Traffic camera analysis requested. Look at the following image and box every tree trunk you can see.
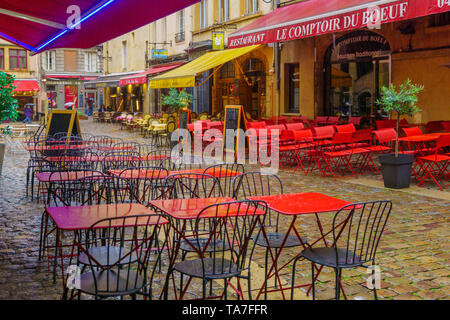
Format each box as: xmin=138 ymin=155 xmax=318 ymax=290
xmin=395 ymin=112 xmax=400 ymax=158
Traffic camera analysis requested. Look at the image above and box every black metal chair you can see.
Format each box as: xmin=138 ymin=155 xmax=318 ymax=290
xmin=146 ymin=149 xmax=172 ymax=168
xmin=100 ymin=150 xmax=142 ymax=173
xmin=161 ymin=173 xmax=223 ymax=200
xmin=138 ymin=144 xmax=158 ymax=156
xmin=116 ymin=167 xmax=169 ymax=206
xmin=232 ymin=171 xmax=306 ymax=299
xmin=67 ymin=214 xmax=170 ymax=300
xmin=291 ymin=200 xmax=393 ymax=300
xmin=164 ymin=200 xmax=268 ymax=300
xmin=204 ymin=163 xmax=244 ymax=197
xmin=39 ymin=171 xmax=111 ymax=281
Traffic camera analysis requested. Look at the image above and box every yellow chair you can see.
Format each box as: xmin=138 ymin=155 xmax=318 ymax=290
xmin=158 ymin=120 xmax=177 ymax=147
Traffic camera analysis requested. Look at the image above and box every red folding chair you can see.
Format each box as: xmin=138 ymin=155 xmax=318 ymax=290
xmin=415 ymin=135 xmax=450 ymax=190
xmin=318 ymin=133 xmax=370 ymax=179
xmin=335 ymin=123 xmax=356 ymax=134
xmin=277 ymin=129 xmax=314 ymax=172
xmin=402 ymin=126 xmax=423 ymax=137
xmin=349 ymin=117 xmax=362 ymax=128
xmin=315 ymin=116 xmax=328 ymax=126
xmin=442 ymin=122 xmax=450 ymax=133
xmin=326 ymin=116 xmax=340 ymax=125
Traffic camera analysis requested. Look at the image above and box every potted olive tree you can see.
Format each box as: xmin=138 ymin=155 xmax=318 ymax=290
xmin=161 ymin=88 xmax=193 ymax=113
xmin=376 ymin=79 xmax=423 ymax=189
xmin=0 ymin=72 xmax=18 ymax=176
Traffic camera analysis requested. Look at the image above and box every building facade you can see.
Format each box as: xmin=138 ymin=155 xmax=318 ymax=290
xmin=99 ymin=5 xmax=195 ymax=115
xmin=0 ymin=39 xmax=42 ymax=120
xmin=41 ymin=48 xmax=103 ymax=112
xmin=190 ymin=0 xmax=276 ymax=118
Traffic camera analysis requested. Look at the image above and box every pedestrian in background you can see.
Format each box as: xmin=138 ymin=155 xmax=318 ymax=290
xmin=23 ymin=106 xmax=33 ymax=123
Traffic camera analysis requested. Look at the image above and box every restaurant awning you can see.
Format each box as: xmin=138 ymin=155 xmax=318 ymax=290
xmin=13 ymin=79 xmax=40 ymax=92
xmin=119 ymin=62 xmax=185 ymax=86
xmin=228 ymin=0 xmax=450 ymax=48
xmin=149 ymin=45 xmax=260 ymax=89
xmin=0 ymin=0 xmax=199 ymax=53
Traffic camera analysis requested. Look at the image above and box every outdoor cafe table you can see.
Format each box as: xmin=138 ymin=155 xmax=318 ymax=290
xmin=248 ymin=192 xmax=354 ymax=300
xmin=149 ymin=197 xmax=264 ymax=300
xmin=45 ymin=203 xmax=168 ymax=291
xmin=399 ymin=132 xmax=450 ymax=156
xmin=108 ymin=168 xmax=242 ymax=180
xmin=43 ymin=154 xmax=169 ymax=163
xmin=25 ymin=144 xmax=89 ymax=152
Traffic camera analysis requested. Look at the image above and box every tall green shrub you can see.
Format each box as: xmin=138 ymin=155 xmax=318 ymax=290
xmin=0 ymin=72 xmax=19 ymax=122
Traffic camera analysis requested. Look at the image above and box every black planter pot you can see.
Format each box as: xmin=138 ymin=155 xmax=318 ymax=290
xmin=379 ymin=153 xmax=414 ymax=189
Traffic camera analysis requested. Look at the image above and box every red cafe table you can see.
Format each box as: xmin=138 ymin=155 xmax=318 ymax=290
xmin=108 ymin=168 xmax=242 ymax=180
xmin=399 ymin=132 xmax=450 ymax=156
xmin=149 ymin=197 xmax=263 ymax=300
xmin=45 ymin=203 xmax=167 ymax=290
xmin=248 ymin=192 xmax=354 ymax=300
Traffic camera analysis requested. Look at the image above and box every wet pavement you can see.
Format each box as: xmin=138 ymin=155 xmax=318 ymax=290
xmin=0 ymin=119 xmax=448 ymax=300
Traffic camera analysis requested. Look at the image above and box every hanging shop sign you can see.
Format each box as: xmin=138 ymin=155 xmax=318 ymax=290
xmin=212 ymin=32 xmax=225 ymax=50
xmin=152 ymin=49 xmax=168 ymax=59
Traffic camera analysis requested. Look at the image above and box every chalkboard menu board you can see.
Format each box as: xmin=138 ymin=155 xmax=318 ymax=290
xmin=178 ymin=109 xmax=191 ymax=131
xmin=46 ymin=110 xmax=81 ymax=141
xmin=223 ymin=105 xmax=247 ymax=156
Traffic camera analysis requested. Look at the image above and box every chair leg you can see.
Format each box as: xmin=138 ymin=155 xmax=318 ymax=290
xmin=334 ymin=268 xmax=340 ymax=300
xmin=372 ymin=267 xmax=378 ymax=300
xmin=311 ymin=262 xmax=315 ymax=300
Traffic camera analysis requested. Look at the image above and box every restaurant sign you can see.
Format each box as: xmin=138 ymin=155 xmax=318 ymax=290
xmin=212 ymin=32 xmax=225 ymax=50
xmin=152 ymin=49 xmax=168 ymax=59
xmin=228 ymin=0 xmax=450 ymax=48
xmin=332 ymin=30 xmax=391 ymax=61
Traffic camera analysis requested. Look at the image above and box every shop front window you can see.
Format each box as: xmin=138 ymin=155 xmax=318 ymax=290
xmin=324 ymin=31 xmax=390 ymax=122
xmin=285 ymin=63 xmax=300 ymax=113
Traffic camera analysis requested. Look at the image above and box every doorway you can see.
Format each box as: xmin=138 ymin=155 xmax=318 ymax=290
xmin=324 ymin=31 xmax=391 ymax=124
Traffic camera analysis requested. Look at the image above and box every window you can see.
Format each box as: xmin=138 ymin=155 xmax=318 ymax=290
xmin=42 ymin=51 xmax=56 ymax=71
xmin=219 ymin=0 xmax=229 ymax=23
xmin=285 ymin=64 xmax=300 ymax=113
xmin=220 ymin=61 xmax=235 ymax=78
xmin=122 ymin=41 xmax=127 ymax=71
xmin=153 ymin=22 xmax=157 ymax=43
xmin=9 ymin=49 xmax=27 ymax=69
xmin=178 ymin=10 xmax=185 ymax=34
xmin=200 ymin=0 xmax=208 ymax=29
xmin=176 ymin=10 xmax=185 ymax=42
xmin=246 ymin=0 xmax=258 ymax=14
xmin=163 ymin=18 xmax=167 ymax=43
xmin=84 ymin=52 xmax=98 ymax=72
xmin=0 ymin=49 xmax=4 ymax=70
xmin=429 ymin=12 xmax=450 ymax=27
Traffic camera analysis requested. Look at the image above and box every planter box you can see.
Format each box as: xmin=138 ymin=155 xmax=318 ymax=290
xmin=379 ymin=153 xmax=414 ymax=189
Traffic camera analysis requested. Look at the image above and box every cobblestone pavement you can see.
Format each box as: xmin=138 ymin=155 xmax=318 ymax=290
xmin=0 ymin=119 xmax=448 ymax=300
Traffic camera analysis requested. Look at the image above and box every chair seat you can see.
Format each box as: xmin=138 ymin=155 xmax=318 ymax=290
xmin=366 ymin=146 xmax=391 ymax=152
xmin=419 ymin=154 xmax=450 ymax=162
xmin=179 ymin=238 xmax=231 ymax=253
xmin=174 ymin=258 xmax=241 ymax=280
xmin=77 ymin=269 xmax=144 ymax=297
xmin=253 ymin=233 xmax=305 ymax=249
xmin=301 ymin=247 xmax=362 ymax=268
xmin=78 ymin=246 xmax=138 ymax=266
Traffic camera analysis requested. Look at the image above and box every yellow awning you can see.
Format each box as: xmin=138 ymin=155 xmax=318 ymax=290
xmin=149 ymin=45 xmax=260 ymax=89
